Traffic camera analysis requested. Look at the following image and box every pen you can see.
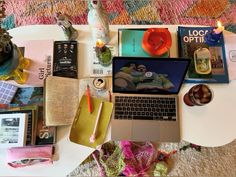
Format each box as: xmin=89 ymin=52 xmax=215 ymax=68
xmin=90 ymin=101 xmax=103 ymax=143
xmin=86 ymin=84 xmax=93 ymax=113
xmin=108 ymin=90 xmax=112 ymax=102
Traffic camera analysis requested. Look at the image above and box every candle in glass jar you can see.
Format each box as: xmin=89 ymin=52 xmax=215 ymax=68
xmin=204 ymin=21 xmax=224 ymax=45
xmin=96 ymin=39 xmax=106 ymax=52
xmin=213 ymin=21 xmax=225 ymax=34
xmin=95 ymin=39 xmax=112 ymax=66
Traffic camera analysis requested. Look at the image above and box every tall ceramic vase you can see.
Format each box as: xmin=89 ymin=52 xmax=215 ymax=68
xmin=87 ymin=0 xmax=110 ymax=44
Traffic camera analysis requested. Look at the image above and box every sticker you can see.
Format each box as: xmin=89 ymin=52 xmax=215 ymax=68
xmin=93 ymin=78 xmax=106 ymax=90
xmin=229 ymin=50 xmax=236 ymax=62
xmin=145 ymin=72 xmax=153 ymax=77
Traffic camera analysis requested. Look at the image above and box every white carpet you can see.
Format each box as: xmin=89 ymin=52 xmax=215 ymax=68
xmin=68 ymin=140 xmax=236 ymax=176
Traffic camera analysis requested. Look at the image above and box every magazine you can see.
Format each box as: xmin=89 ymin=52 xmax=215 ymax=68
xmin=178 ymin=26 xmax=229 ymax=83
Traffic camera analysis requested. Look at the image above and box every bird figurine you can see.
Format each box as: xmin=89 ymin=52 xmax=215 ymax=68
xmin=87 ymin=0 xmax=110 ymax=44
xmin=55 ymin=12 xmax=78 ymax=41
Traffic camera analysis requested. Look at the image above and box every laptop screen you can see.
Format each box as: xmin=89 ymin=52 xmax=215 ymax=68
xmin=112 ymin=57 xmax=190 ymax=94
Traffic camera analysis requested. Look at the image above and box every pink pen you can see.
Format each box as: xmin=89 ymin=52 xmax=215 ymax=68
xmin=90 ymin=102 xmax=103 ymax=143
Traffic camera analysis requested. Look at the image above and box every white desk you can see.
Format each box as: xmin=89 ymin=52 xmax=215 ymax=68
xmin=0 ymin=25 xmax=235 ymax=176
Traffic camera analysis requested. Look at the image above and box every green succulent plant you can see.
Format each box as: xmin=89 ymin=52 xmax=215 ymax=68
xmin=0 ymin=28 xmax=13 ymax=65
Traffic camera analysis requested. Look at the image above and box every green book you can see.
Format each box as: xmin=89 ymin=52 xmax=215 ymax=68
xmin=118 ymin=29 xmax=169 ymax=58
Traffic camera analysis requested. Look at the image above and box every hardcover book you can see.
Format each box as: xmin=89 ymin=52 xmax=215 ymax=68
xmin=0 ymin=109 xmax=36 ymax=146
xmin=118 ymin=28 xmax=170 ymax=58
xmin=11 ymin=87 xmax=44 ymax=106
xmin=53 ymin=41 xmax=78 ymax=78
xmin=0 ymin=104 xmax=38 ymax=146
xmin=11 ymin=40 xmax=54 ymax=87
xmin=0 ymin=113 xmax=28 ymax=148
xmin=35 ymin=106 xmax=56 ymax=145
xmin=178 ymin=26 xmax=229 ymax=83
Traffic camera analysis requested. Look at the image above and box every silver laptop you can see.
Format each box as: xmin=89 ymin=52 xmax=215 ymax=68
xmin=111 ymin=57 xmax=190 ymax=142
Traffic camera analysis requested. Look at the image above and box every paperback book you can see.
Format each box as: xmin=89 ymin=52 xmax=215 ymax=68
xmin=178 ymin=26 xmax=229 ymax=83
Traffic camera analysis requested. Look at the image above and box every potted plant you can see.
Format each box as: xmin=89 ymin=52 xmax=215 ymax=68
xmin=0 ymin=28 xmax=30 ymax=84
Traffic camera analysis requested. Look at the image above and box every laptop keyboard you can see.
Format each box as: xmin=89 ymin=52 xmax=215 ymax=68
xmin=114 ymin=96 xmax=177 ymax=121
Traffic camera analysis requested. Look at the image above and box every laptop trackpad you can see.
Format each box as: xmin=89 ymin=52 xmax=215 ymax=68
xmin=131 ymin=120 xmax=160 ymax=141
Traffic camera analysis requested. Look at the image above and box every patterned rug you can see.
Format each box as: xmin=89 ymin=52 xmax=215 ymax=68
xmin=3 ymin=0 xmax=236 ymax=33
xmin=68 ymin=140 xmax=236 ymax=176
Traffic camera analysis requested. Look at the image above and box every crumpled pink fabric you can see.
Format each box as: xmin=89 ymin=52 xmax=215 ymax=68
xmin=120 ymin=141 xmax=157 ymax=176
xmin=7 ymin=145 xmax=53 ymax=168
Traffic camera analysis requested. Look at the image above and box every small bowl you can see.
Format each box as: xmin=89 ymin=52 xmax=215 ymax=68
xmin=184 ymin=84 xmax=213 ymax=106
xmin=142 ymin=28 xmax=172 ymax=56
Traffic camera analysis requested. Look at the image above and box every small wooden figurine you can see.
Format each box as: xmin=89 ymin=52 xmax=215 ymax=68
xmin=87 ymin=0 xmax=110 ymax=44
xmin=55 ymin=12 xmax=78 ymax=41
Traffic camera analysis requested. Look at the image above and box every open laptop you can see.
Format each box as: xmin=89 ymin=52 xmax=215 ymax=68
xmin=111 ymin=57 xmax=190 ymax=142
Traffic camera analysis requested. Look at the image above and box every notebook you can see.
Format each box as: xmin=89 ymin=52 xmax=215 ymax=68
xmin=111 ymin=57 xmax=190 ymax=142
xmin=69 ymin=95 xmax=113 ymax=148
xmin=0 ymin=81 xmax=18 ymax=104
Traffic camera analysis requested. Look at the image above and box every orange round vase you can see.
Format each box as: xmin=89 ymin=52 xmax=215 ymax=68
xmin=142 ymin=28 xmax=172 ymax=56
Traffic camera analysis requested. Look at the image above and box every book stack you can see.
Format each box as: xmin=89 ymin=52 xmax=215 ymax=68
xmin=0 ymin=40 xmax=65 ymax=168
xmin=0 ymin=87 xmax=57 ymax=148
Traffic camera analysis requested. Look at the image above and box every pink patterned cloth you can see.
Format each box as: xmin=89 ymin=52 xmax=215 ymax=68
xmin=7 ymin=145 xmax=53 ymax=168
xmin=120 ymin=141 xmax=157 ymax=176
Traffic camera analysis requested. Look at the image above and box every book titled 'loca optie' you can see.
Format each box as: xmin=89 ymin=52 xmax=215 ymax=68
xmin=178 ymin=26 xmax=229 ymax=83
